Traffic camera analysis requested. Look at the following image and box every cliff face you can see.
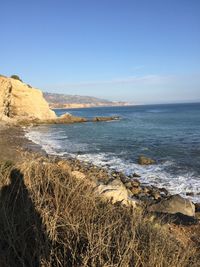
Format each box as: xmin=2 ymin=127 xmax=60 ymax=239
xmin=0 ymin=77 xmax=56 ymax=122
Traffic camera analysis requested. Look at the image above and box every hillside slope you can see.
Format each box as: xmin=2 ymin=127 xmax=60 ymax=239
xmin=44 ymin=92 xmax=130 ymax=109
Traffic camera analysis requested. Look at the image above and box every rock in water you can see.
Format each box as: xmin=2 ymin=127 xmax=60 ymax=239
xmin=0 ymin=76 xmax=56 ymax=122
xmin=132 ymin=173 xmax=141 ymax=178
xmin=93 ymin=116 xmax=119 ymax=122
xmin=138 ymin=155 xmax=155 ymax=165
xmin=148 ymin=194 xmax=195 ymax=217
xmin=58 ymin=113 xmax=87 ymax=123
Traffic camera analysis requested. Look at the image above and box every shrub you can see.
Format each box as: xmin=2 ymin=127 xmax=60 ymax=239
xmin=10 ymin=75 xmax=22 ymax=82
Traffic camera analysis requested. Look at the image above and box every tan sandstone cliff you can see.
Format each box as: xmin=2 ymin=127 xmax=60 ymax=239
xmin=0 ymin=76 xmax=56 ymax=122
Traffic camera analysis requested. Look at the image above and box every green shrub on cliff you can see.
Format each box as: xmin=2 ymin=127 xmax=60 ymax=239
xmin=10 ymin=74 xmax=22 ymax=82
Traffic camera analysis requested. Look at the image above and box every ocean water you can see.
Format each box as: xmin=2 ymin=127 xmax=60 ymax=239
xmin=25 ymin=103 xmax=200 ymax=202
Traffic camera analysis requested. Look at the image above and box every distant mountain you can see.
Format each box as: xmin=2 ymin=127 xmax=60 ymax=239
xmin=44 ymin=93 xmax=130 ymax=109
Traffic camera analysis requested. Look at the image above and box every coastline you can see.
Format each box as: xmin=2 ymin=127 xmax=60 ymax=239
xmin=51 ymin=103 xmax=134 ymax=110
xmin=1 ymin=122 xmax=199 ymax=206
xmin=0 ymin=124 xmax=181 ymax=202
xmin=0 ymin=122 xmax=200 ymax=264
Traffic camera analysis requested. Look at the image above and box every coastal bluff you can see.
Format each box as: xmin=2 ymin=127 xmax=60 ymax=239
xmin=0 ymin=76 xmax=119 ymax=125
xmin=0 ymin=76 xmax=56 ymax=122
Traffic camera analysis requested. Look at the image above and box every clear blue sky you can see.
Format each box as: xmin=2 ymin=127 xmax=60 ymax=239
xmin=1 ymin=0 xmax=200 ymax=104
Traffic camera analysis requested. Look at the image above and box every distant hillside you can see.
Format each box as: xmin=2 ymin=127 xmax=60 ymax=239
xmin=44 ymin=93 xmax=130 ymax=109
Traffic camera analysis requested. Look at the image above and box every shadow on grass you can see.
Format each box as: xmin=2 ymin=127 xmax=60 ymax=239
xmin=0 ymin=169 xmax=50 ymax=267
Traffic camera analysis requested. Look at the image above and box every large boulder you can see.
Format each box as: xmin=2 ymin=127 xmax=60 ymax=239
xmin=96 ymin=179 xmax=137 ymax=207
xmin=148 ymin=194 xmax=195 ymax=217
xmin=0 ymin=76 xmax=56 ymax=122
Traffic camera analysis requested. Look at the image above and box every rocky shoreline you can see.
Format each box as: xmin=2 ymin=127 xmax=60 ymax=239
xmin=1 ymin=122 xmax=199 ymax=221
xmin=56 ymin=156 xmax=199 ymax=221
xmin=0 ymin=123 xmax=200 ymax=250
xmin=13 ymin=114 xmax=121 ymax=126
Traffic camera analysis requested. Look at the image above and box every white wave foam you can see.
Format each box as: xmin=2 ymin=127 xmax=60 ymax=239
xmin=25 ymin=127 xmax=89 ymax=155
xmin=25 ymin=129 xmax=66 ymax=156
xmin=76 ymin=153 xmax=200 ymax=202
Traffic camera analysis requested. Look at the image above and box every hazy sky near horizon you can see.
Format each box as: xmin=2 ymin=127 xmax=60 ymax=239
xmin=0 ymin=0 xmax=200 ymax=104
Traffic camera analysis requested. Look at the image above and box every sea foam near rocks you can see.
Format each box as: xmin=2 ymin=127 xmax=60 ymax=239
xmin=25 ymin=127 xmax=200 ymax=203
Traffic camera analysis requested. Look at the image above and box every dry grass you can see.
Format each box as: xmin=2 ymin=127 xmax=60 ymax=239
xmin=0 ymin=157 xmax=199 ymax=267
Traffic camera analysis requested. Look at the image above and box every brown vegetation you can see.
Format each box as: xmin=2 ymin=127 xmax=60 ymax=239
xmin=0 ymin=155 xmax=199 ymax=267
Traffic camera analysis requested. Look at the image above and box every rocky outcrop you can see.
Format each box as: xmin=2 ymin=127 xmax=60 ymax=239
xmin=0 ymin=76 xmax=56 ymax=122
xmin=57 ymin=113 xmax=87 ymax=123
xmin=93 ymin=116 xmax=120 ymax=122
xmin=138 ymin=155 xmax=156 ymax=165
xmin=148 ymin=195 xmax=195 ymax=217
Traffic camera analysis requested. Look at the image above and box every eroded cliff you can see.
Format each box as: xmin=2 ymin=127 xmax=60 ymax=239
xmin=0 ymin=76 xmax=56 ymax=122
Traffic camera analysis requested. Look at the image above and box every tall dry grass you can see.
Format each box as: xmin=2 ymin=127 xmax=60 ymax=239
xmin=0 ymin=157 xmax=199 ymax=267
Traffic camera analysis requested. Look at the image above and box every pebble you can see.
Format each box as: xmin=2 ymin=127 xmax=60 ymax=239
xmin=131 ymin=179 xmax=140 ymax=187
xmin=131 ymin=187 xmax=142 ymax=196
xmin=124 ymin=182 xmax=132 ymax=189
xmin=186 ymin=192 xmax=195 ymax=197
xmin=152 ymin=192 xmax=161 ymax=200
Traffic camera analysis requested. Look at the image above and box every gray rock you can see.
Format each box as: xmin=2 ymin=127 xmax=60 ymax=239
xmin=132 ymin=173 xmax=141 ymax=178
xmin=119 ymin=174 xmax=129 ymax=183
xmin=159 ymin=187 xmax=169 ymax=196
xmin=148 ymin=194 xmax=195 ymax=217
xmin=186 ymin=192 xmax=195 ymax=196
xmin=137 ymin=193 xmax=154 ymax=203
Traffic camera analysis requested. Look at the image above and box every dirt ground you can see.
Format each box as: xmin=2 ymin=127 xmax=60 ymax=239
xmin=0 ymin=123 xmax=43 ymax=162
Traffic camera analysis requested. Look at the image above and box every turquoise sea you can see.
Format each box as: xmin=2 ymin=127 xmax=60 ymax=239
xmin=26 ymin=103 xmax=200 ymax=202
